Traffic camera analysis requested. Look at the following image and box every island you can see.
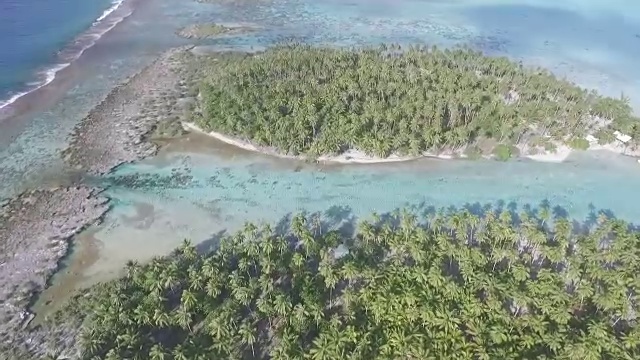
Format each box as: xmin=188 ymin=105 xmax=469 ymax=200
xmin=37 ymin=207 xmax=640 ymax=359
xmin=188 ymin=44 xmax=640 ymax=162
xmin=4 ymin=43 xmax=640 ymax=360
xmin=176 ymin=23 xmax=256 ymax=40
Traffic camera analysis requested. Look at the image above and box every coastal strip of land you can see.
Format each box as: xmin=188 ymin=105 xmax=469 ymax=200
xmin=176 ymin=23 xmax=257 ymax=40
xmin=0 ymin=46 xmax=199 ymax=358
xmin=3 ymin=42 xmax=640 ymax=358
xmin=182 ymin=121 xmax=455 ymax=163
xmin=0 ymin=187 xmax=109 ymax=358
xmin=183 ymin=121 xmax=639 ymax=164
xmin=62 ymin=46 xmax=195 ymax=175
xmin=192 ymin=45 xmax=640 ymax=164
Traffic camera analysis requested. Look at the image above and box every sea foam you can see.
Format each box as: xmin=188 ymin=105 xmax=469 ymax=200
xmin=0 ymin=0 xmax=132 ymax=111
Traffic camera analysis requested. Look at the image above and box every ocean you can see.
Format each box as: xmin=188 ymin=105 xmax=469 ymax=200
xmin=0 ymin=0 xmax=125 ymax=109
xmin=2 ymin=0 xmax=640 ymax=283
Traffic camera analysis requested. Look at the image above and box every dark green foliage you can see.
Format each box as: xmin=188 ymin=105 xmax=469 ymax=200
xmin=74 ymin=208 xmax=640 ymax=359
xmin=492 ymin=144 xmax=513 ymax=161
xmin=595 ymin=128 xmax=617 ymax=145
xmin=196 ymin=44 xmax=637 ymax=158
xmin=544 ymin=139 xmax=557 ymax=152
xmin=464 ymin=145 xmax=483 ymax=160
xmin=568 ymin=137 xmax=590 ymax=150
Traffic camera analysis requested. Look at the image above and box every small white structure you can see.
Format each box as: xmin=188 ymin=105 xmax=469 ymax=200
xmin=614 ymin=131 xmax=632 ymax=143
xmin=585 ymin=134 xmax=598 ymax=144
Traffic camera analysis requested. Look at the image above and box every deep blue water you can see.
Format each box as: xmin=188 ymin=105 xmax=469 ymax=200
xmin=0 ymin=0 xmax=113 ymax=106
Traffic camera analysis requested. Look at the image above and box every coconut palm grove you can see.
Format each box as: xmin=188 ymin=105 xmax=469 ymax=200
xmin=195 ymin=44 xmax=640 ymax=159
xmin=52 ymin=206 xmax=638 ymax=359
xmin=28 ymin=45 xmax=640 ymax=359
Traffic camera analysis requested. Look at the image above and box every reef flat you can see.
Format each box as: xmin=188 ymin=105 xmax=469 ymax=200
xmin=61 ymin=46 xmax=196 ymax=175
xmin=0 ymin=187 xmax=108 ymax=358
xmin=176 ymin=23 xmax=256 ymax=40
xmin=0 ymin=46 xmax=203 ymax=358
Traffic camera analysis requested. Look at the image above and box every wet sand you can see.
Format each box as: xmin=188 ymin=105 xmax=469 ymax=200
xmin=184 ymin=121 xmax=640 ymax=166
xmin=30 ymin=227 xmax=102 ymax=323
xmin=182 ymin=122 xmax=460 ymax=164
xmin=0 ymin=44 xmax=198 ymax=357
xmin=152 ymin=130 xmax=453 ymax=175
xmin=0 ymin=187 xmax=109 ymax=357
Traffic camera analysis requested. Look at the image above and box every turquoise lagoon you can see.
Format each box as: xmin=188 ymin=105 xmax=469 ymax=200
xmin=86 ymin=140 xmax=640 ymax=281
xmin=2 ymin=0 xmax=640 ymax=282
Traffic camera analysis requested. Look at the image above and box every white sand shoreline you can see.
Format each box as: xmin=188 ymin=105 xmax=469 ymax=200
xmin=525 ymin=141 xmax=640 ymax=163
xmin=183 ymin=122 xmax=455 ymax=164
xmin=182 ymin=122 xmax=639 ymax=164
xmin=521 ymin=144 xmax=573 ymax=163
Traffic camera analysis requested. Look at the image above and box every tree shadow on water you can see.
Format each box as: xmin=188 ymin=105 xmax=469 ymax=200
xmin=195 ymin=230 xmax=228 ymax=255
xmin=193 ymin=199 xmax=627 ymax=255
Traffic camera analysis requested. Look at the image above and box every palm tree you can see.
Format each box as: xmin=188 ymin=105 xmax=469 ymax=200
xmin=199 ymin=44 xmax=640 ymax=159
xmin=148 ymin=344 xmax=168 ymax=360
xmin=73 ymin=206 xmax=640 ymax=359
xmin=172 ymin=344 xmax=189 ymax=360
xmin=153 ymin=308 xmax=171 ymax=328
xmin=239 ymin=321 xmax=257 ymax=357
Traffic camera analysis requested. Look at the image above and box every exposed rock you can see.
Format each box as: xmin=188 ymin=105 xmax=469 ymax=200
xmin=150 ymin=117 xmax=189 ymax=139
xmin=176 ymin=23 xmax=255 ymax=39
xmin=0 ymin=187 xmax=109 ymax=357
xmin=61 ymin=47 xmax=194 ymax=175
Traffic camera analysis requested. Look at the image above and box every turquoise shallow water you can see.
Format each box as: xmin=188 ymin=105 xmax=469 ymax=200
xmin=84 ymin=141 xmax=640 ymax=280
xmin=0 ymin=0 xmax=198 ymax=198
xmin=2 ymin=0 xmax=640 ymax=280
xmin=3 ymin=0 xmax=640 ymax=200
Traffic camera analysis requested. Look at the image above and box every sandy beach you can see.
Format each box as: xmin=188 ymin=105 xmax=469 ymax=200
xmin=522 ymin=141 xmax=640 ymax=163
xmin=184 ymin=122 xmax=640 ymax=165
xmin=182 ymin=122 xmax=460 ymax=164
xmin=0 ymin=187 xmax=109 ymax=357
xmin=520 ymin=144 xmax=574 ymax=163
xmin=1 ymin=40 xmax=639 ymax=360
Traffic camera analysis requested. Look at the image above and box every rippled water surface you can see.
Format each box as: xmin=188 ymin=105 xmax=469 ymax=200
xmin=0 ymin=0 xmax=113 ymax=103
xmin=3 ymin=0 xmax=640 ymax=283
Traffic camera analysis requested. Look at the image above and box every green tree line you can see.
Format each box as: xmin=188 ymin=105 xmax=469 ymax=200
xmin=72 ymin=207 xmax=639 ymax=359
xmin=195 ymin=44 xmax=639 ymax=158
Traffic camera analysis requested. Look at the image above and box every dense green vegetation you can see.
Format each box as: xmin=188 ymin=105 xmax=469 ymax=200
xmin=195 ymin=44 xmax=639 ymax=158
xmin=73 ymin=207 xmax=640 ymax=359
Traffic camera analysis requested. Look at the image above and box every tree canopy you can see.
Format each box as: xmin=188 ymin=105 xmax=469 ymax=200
xmin=72 ymin=207 xmax=640 ymax=359
xmin=195 ymin=44 xmax=639 ymax=158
